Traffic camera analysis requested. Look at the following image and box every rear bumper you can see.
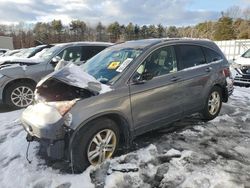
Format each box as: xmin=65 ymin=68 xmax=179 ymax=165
xmin=226 ymin=77 xmax=234 ymax=97
xmin=227 ymin=85 xmax=234 ymax=96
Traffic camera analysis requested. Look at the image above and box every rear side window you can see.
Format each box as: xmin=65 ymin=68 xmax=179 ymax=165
xmin=58 ymin=46 xmax=82 ymax=62
xmin=81 ymin=46 xmax=107 ymax=61
xmin=202 ymin=47 xmax=223 ymax=63
xmin=175 ymin=45 xmax=206 ymax=70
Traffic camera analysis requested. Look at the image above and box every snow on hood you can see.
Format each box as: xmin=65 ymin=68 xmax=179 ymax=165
xmin=234 ymin=56 xmax=250 ymax=66
xmin=0 ymin=56 xmax=42 ymax=65
xmin=37 ymin=63 xmax=112 ymax=94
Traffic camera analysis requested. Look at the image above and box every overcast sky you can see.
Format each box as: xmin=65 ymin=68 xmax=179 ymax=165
xmin=0 ymin=0 xmax=249 ymax=26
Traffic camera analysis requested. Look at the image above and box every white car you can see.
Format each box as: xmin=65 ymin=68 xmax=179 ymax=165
xmin=0 ymin=49 xmax=8 ymax=56
xmin=230 ymin=48 xmax=250 ymax=86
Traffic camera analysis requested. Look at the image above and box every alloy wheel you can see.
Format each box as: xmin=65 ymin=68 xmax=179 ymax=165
xmin=87 ymin=129 xmax=117 ymax=165
xmin=10 ymin=86 xmax=34 ymax=107
xmin=208 ymin=91 xmax=221 ymax=116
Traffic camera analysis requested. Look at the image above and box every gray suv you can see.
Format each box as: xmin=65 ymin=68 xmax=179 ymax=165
xmin=0 ymin=42 xmax=111 ymax=108
xmin=21 ymin=38 xmax=234 ymax=172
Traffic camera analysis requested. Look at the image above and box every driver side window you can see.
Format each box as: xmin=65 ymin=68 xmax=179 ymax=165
xmin=137 ymin=46 xmax=177 ymax=79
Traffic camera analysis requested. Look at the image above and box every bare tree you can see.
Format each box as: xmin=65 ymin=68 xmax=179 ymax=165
xmin=242 ymin=7 xmax=250 ymax=20
xmin=225 ymin=6 xmax=241 ymax=20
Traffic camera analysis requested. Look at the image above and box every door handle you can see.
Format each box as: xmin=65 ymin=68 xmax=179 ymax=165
xmin=171 ymin=76 xmax=181 ymax=82
xmin=205 ymin=67 xmax=212 ymax=72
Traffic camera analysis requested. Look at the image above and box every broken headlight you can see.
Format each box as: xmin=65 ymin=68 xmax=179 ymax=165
xmin=46 ymin=99 xmax=79 ymax=117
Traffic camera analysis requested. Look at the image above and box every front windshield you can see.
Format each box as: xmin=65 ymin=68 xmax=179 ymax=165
xmin=242 ymin=49 xmax=250 ymax=58
xmin=31 ymin=48 xmax=50 ymax=59
xmin=15 ymin=48 xmax=34 ymax=58
xmin=39 ymin=45 xmax=62 ymax=61
xmin=82 ymin=47 xmax=142 ymax=84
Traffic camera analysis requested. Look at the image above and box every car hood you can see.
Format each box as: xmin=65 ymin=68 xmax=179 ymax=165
xmin=0 ymin=56 xmax=42 ymax=65
xmin=37 ymin=63 xmax=111 ymax=94
xmin=234 ymin=56 xmax=250 ymax=66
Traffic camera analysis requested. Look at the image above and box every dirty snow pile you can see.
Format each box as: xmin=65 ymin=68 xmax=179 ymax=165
xmin=0 ymin=86 xmax=250 ymax=188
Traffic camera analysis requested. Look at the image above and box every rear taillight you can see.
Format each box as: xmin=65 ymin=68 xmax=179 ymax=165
xmin=223 ymin=68 xmax=231 ymax=77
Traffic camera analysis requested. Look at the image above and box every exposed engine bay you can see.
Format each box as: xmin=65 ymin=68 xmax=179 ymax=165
xmin=35 ymin=78 xmax=96 ymax=102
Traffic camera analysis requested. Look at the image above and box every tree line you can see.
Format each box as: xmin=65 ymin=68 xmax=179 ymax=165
xmin=0 ymin=6 xmax=249 ymax=49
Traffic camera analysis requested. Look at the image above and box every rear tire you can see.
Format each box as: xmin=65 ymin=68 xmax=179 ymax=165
xmin=201 ymin=86 xmax=222 ymax=121
xmin=71 ymin=118 xmax=120 ymax=173
xmin=5 ymin=82 xmax=35 ymax=109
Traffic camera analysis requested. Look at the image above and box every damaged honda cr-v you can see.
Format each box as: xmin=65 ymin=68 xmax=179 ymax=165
xmin=21 ymin=38 xmax=234 ymax=172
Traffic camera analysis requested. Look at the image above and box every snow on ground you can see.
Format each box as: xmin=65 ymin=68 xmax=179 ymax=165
xmin=0 ymin=86 xmax=250 ymax=188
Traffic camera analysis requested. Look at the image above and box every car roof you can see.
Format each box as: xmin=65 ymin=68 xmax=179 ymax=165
xmin=112 ymin=38 xmax=214 ymax=50
xmin=53 ymin=41 xmax=113 ymax=47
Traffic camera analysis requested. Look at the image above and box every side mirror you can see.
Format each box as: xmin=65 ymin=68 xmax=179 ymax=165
xmin=51 ymin=56 xmax=61 ymax=64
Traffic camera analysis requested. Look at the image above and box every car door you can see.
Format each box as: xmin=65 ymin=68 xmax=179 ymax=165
xmin=25 ymin=62 xmax=53 ymax=83
xmin=129 ymin=45 xmax=185 ymax=135
xmin=174 ymin=44 xmax=215 ymax=114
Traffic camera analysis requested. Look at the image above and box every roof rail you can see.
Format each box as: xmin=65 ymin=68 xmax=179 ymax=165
xmin=162 ymin=37 xmax=211 ymax=41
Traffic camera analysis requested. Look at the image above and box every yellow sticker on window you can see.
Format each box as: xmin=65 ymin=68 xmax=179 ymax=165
xmin=108 ymin=61 xmax=121 ymax=69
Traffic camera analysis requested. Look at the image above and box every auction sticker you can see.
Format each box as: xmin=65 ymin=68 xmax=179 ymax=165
xmin=108 ymin=61 xmax=121 ymax=69
xmin=116 ymin=58 xmax=133 ymax=72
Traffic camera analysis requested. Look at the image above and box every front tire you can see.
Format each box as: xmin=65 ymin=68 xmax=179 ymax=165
xmin=5 ymin=82 xmax=35 ymax=109
xmin=202 ymin=86 xmax=222 ymax=121
xmin=71 ymin=118 xmax=120 ymax=173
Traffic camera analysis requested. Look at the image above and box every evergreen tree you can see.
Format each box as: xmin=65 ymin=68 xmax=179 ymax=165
xmin=96 ymin=22 xmax=106 ymax=41
xmin=166 ymin=26 xmax=179 ymax=38
xmin=125 ymin=22 xmax=135 ymax=40
xmin=70 ymin=20 xmax=87 ymax=41
xmin=213 ymin=16 xmax=236 ymax=40
xmin=107 ymin=22 xmax=121 ymax=42
xmin=157 ymin=24 xmax=165 ymax=38
xmin=140 ymin=25 xmax=148 ymax=38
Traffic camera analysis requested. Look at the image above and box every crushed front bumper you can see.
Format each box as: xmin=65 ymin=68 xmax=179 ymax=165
xmin=26 ymin=134 xmax=66 ymax=160
xmin=21 ymin=103 xmax=69 ymax=160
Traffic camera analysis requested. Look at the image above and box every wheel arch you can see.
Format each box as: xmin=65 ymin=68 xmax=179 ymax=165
xmin=213 ymin=83 xmax=228 ymax=102
xmin=3 ymin=78 xmax=37 ymax=102
xmin=69 ymin=111 xmax=132 ymax=154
